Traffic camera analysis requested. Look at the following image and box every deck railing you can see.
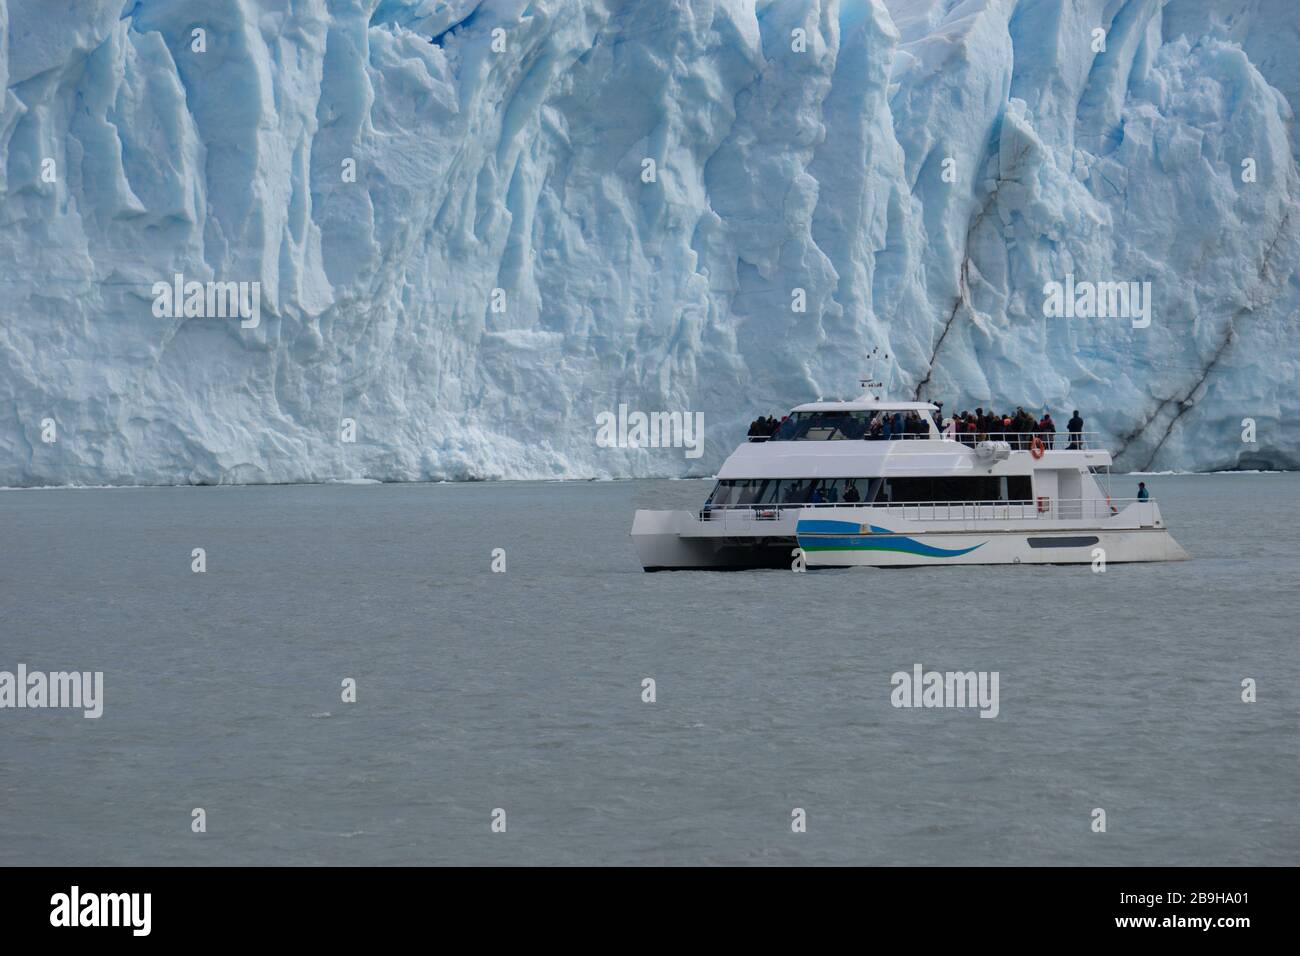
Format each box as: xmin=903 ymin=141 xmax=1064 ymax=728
xmin=750 ymin=430 xmax=1102 ymax=449
xmin=701 ymin=497 xmax=1152 ymax=524
xmin=945 ymin=430 xmax=1100 ymax=451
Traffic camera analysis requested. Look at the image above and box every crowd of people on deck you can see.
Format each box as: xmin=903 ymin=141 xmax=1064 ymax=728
xmin=864 ymin=410 xmax=931 ymax=439
xmin=943 ymin=406 xmax=1086 ymax=449
xmin=746 ymin=405 xmax=1088 ymax=449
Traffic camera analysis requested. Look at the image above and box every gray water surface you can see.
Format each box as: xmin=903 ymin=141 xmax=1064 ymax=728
xmin=1 ymin=475 xmax=1296 ymax=865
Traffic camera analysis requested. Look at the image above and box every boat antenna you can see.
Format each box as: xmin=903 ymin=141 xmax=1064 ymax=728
xmin=859 ymin=347 xmax=890 ymax=400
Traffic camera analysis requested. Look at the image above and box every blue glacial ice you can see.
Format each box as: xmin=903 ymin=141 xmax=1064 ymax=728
xmin=0 ymin=0 xmax=1297 ymax=485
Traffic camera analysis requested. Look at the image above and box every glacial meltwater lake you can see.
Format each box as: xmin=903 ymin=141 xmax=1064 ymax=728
xmin=1 ymin=474 xmax=1297 ymax=866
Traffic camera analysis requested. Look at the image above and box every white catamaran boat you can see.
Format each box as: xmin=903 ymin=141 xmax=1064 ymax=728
xmin=631 ymin=380 xmax=1189 ymax=571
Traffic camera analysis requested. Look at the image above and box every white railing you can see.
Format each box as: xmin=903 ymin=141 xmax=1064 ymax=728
xmin=701 ymin=497 xmax=1153 ymax=524
xmin=942 ymin=430 xmax=1101 ymax=450
xmin=752 ymin=430 xmax=1103 ymax=449
xmin=753 ymin=431 xmax=936 ymax=442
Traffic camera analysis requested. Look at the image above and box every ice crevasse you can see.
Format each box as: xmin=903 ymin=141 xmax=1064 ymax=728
xmin=0 ymin=0 xmax=1297 ymax=485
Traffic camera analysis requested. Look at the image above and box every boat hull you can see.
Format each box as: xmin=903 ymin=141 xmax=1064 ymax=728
xmin=796 ymin=505 xmax=1189 ymax=567
xmin=633 ymin=504 xmax=1190 ymax=570
xmin=631 ymin=509 xmax=798 ymax=571
xmin=798 ymin=526 xmax=1188 ymax=567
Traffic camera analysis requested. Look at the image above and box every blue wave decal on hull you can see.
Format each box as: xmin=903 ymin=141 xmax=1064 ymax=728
xmin=796 ymin=520 xmax=986 ymax=559
xmin=797 ymin=519 xmax=893 ymax=535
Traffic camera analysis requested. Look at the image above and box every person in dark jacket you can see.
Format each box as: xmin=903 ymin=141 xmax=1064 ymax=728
xmin=1137 ymin=481 xmax=1149 ymax=501
xmin=1067 ymin=410 xmax=1084 ymax=449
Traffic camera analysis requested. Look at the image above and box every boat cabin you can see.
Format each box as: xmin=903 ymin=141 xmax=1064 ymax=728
xmin=712 ymin=395 xmax=1114 ymax=519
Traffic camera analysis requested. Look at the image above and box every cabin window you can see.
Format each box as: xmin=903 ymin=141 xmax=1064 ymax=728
xmin=777 ymin=477 xmax=883 ymax=504
xmin=712 ymin=478 xmax=782 ymax=505
xmin=772 ymin=409 xmax=936 ymax=441
xmin=708 ymin=476 xmax=1028 ymax=506
xmin=773 ymin=411 xmax=872 ymax=441
xmin=1007 ymin=476 xmax=1032 ymax=500
xmin=880 ymin=476 xmax=1032 ymax=503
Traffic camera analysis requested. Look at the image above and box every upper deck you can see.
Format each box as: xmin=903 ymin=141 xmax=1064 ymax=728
xmin=721 ymin=432 xmax=1110 ymax=480
xmin=733 ymin=393 xmax=1107 ymax=479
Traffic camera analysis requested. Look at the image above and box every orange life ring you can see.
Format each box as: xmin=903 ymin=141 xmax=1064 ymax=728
xmin=1030 ymin=437 xmax=1045 ymax=459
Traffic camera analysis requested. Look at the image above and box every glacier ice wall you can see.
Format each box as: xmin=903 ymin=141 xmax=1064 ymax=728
xmin=1 ymin=0 xmax=1297 ymax=485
